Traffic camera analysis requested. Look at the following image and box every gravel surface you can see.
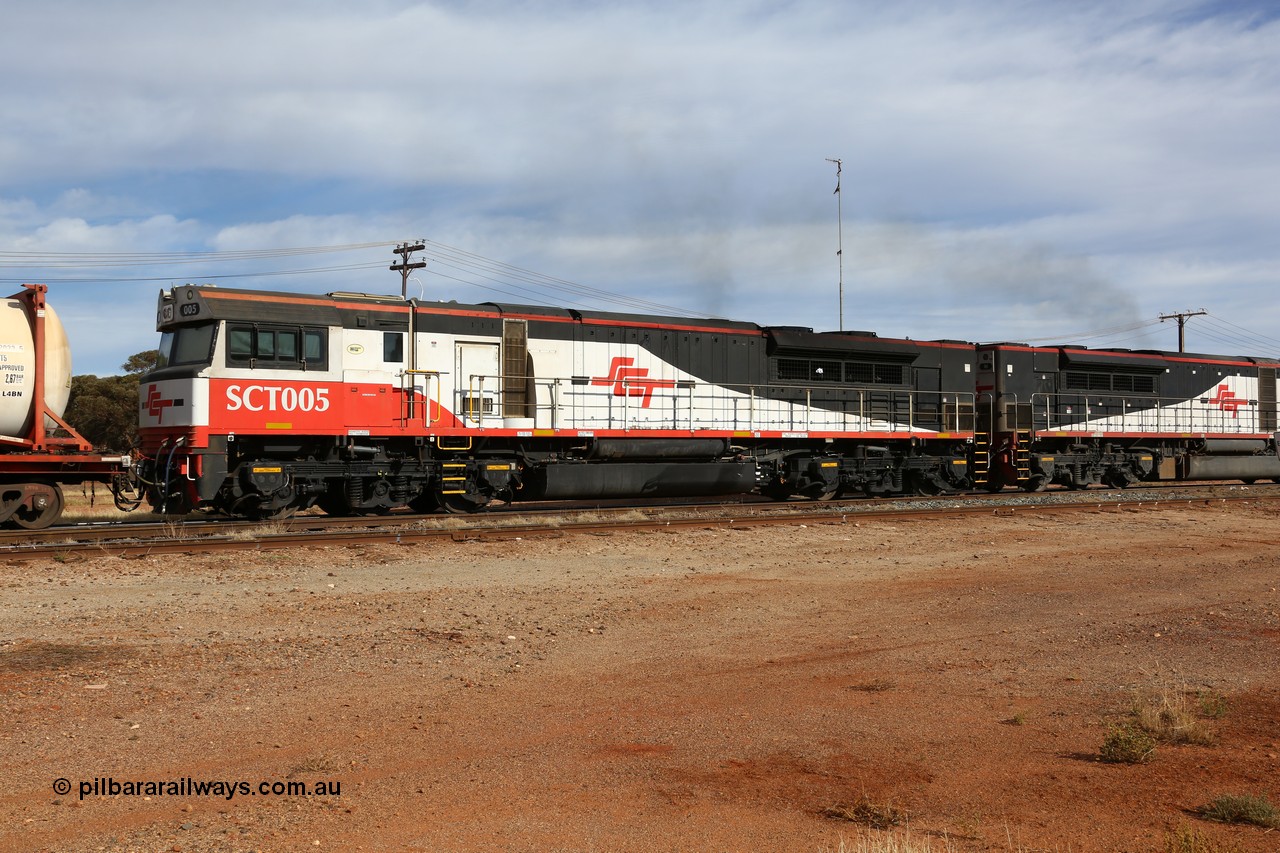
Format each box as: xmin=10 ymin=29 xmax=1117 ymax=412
xmin=2 ymin=499 xmax=1279 ymax=851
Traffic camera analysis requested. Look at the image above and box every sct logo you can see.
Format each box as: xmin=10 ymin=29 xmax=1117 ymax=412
xmin=226 ymin=384 xmax=331 ymax=413
xmin=1208 ymin=384 xmax=1244 ymax=418
xmin=591 ymin=357 xmax=676 ymax=408
xmin=143 ymin=385 xmax=184 ymax=423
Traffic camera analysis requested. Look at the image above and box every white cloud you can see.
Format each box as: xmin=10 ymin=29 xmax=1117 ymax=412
xmin=1 ymin=1 xmax=1279 ymax=371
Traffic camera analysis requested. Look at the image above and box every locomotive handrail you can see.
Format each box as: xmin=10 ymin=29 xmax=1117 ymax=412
xmin=1028 ymin=391 xmax=1264 ymax=435
xmin=402 ymin=369 xmax=443 ymax=426
xmin=458 ymin=372 xmax=975 ymax=435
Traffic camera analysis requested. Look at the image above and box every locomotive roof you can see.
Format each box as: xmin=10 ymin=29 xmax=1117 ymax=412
xmin=980 ymin=339 xmax=1273 ymax=367
xmin=158 ymin=285 xmax=763 ymax=335
xmin=767 ymin=326 xmax=972 ymax=357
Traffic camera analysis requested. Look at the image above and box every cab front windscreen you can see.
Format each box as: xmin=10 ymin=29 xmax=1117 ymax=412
xmin=156 ymin=323 xmax=216 ymax=369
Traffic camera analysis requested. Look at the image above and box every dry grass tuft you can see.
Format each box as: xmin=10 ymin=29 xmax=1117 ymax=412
xmin=58 ymin=485 xmax=134 ymax=522
xmin=818 ymin=829 xmax=955 ymax=853
xmin=822 ymin=797 xmax=908 ymax=830
xmin=226 ymin=521 xmax=290 ymax=541
xmin=1164 ymin=823 xmax=1243 ymax=853
xmin=1132 ymin=684 xmax=1216 ymax=746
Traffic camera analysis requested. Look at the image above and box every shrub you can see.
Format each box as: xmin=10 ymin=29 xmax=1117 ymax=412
xmin=1099 ymin=723 xmax=1157 ymax=764
xmin=1198 ymin=793 xmax=1280 ymax=828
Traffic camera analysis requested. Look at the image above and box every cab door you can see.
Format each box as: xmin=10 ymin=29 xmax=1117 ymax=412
xmin=455 ymin=342 xmax=500 ymax=426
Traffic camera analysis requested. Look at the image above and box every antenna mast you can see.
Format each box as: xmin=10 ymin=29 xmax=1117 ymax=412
xmin=825 ymin=158 xmax=844 ymax=331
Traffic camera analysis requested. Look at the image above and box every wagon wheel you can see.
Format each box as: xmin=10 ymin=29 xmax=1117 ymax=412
xmin=9 ymin=483 xmax=64 ymax=530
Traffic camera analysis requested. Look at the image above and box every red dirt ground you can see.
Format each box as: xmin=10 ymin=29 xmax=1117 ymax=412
xmin=2 ymin=501 xmax=1278 ymax=851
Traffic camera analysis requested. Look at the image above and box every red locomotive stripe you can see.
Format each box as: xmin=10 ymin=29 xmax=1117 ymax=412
xmin=1062 ymin=349 xmax=1258 ymax=368
xmin=140 ymin=425 xmax=973 ymax=443
xmin=425 ymin=428 xmax=974 ymax=440
xmin=985 ymin=342 xmax=1258 ymax=368
xmin=205 ymin=291 xmax=410 ymax=313
xmin=1034 ymin=431 xmax=1273 ymax=439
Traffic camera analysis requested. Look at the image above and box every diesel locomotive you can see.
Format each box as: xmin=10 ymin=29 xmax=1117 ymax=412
xmin=134 ymin=284 xmax=1280 ymax=519
xmin=136 ymin=285 xmax=975 ymax=518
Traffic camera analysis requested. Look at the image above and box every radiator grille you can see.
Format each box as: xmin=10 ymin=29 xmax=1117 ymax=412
xmin=1260 ymin=367 xmax=1277 ymax=433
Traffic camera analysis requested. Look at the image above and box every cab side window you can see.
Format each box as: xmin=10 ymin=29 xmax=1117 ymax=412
xmin=226 ymin=323 xmax=328 ymax=370
xmin=383 ymin=332 xmax=404 ymax=363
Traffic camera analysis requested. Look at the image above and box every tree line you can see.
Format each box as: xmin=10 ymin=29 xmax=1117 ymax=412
xmin=62 ymin=350 xmax=157 ymax=451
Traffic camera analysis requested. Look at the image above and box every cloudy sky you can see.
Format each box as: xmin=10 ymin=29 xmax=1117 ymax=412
xmin=2 ymin=0 xmax=1278 ymax=375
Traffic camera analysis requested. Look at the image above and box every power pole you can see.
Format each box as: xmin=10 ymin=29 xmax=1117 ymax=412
xmin=825 ymin=158 xmax=844 ymax=331
xmin=1158 ymin=309 xmax=1207 ymax=353
xmin=391 ymin=241 xmax=426 ymax=299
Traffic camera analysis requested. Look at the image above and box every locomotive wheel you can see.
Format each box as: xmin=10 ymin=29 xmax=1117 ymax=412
xmin=316 ymin=492 xmax=353 ymax=517
xmin=408 ymin=492 xmax=441 ymax=513
xmin=1021 ymin=475 xmax=1048 ymax=493
xmin=9 ymin=483 xmax=64 ymax=530
xmin=911 ymin=472 xmax=944 ymax=496
xmin=442 ymin=493 xmax=489 ymax=514
xmin=252 ymin=503 xmax=298 ymax=521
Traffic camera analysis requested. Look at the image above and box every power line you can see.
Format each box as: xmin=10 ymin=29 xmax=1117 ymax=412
xmin=1158 ymin=309 xmax=1207 ymax=353
xmin=0 ymin=242 xmax=398 ymax=267
xmin=1198 ymin=314 xmax=1280 ymax=352
xmin=0 ymin=238 xmax=710 ymax=317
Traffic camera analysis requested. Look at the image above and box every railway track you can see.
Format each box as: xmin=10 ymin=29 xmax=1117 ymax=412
xmin=4 ymin=482 xmax=1278 ymax=559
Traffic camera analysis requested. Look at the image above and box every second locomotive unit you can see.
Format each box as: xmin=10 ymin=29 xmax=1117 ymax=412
xmin=137 ymin=285 xmax=974 ymax=517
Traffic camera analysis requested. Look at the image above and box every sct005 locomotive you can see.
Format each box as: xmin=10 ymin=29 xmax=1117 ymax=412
xmin=135 ymin=285 xmax=1280 ymax=518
